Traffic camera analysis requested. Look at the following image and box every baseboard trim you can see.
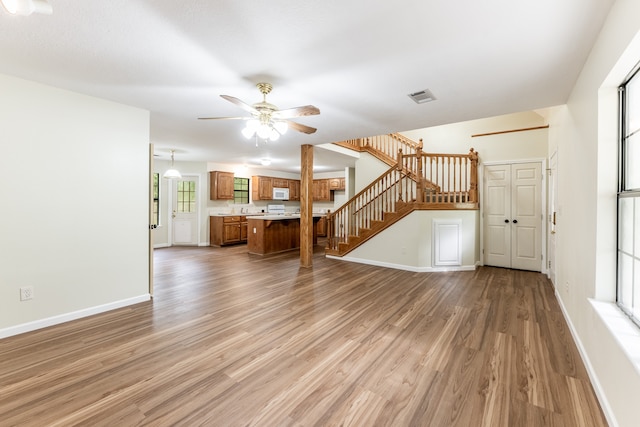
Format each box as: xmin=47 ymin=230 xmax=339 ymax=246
xmin=554 ymin=291 xmax=617 ymax=427
xmin=0 ymin=294 xmax=151 ymax=339
xmin=326 ymin=255 xmax=476 ymax=273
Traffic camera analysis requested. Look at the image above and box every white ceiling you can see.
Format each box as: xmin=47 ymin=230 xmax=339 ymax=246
xmin=0 ymin=0 xmax=614 ymax=172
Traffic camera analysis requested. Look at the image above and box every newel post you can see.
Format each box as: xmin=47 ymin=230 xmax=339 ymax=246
xmin=468 ymin=148 xmax=479 ymax=203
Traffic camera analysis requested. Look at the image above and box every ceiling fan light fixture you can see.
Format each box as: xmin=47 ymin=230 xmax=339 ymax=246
xmin=273 ymin=121 xmax=288 ymax=135
xmin=257 ymin=124 xmax=271 ymax=140
xmin=1 ymin=0 xmax=52 ymax=15
xmin=241 ymin=127 xmax=255 ymax=139
xmin=269 ymin=128 xmax=280 ymax=142
xmin=246 ymin=119 xmax=260 ymax=131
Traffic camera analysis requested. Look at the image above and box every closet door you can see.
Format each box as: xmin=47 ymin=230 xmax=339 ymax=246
xmin=484 ymin=162 xmax=542 ymax=271
xmin=485 ymin=164 xmax=511 ymax=268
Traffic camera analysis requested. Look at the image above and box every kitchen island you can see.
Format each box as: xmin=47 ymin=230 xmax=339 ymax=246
xmin=246 ymin=214 xmax=322 ymax=255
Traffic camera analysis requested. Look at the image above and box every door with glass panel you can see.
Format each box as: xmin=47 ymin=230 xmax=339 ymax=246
xmin=172 ymin=176 xmax=199 ymax=245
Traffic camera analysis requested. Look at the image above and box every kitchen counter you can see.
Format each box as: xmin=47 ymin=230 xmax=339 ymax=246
xmin=246 ymin=213 xmax=324 ymax=220
xmin=247 ymin=215 xmax=322 ymax=255
xmin=210 ymin=212 xmax=263 ymax=216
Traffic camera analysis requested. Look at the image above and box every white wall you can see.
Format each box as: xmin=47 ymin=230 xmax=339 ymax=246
xmin=401 ymin=110 xmax=549 ymax=163
xmin=549 ymin=1 xmax=640 ymax=426
xmin=0 ymin=74 xmax=150 ymax=336
xmin=354 ymin=151 xmax=390 ymax=193
xmin=342 ymin=210 xmax=479 ymax=271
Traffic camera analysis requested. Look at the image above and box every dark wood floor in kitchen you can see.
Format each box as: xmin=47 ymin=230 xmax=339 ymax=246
xmin=0 ymin=244 xmax=607 ymax=426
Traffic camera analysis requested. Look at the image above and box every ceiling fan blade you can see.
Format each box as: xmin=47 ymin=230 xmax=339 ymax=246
xmin=286 ymin=120 xmax=317 ymax=134
xmin=273 ymin=105 xmax=320 ymax=119
xmin=220 ymin=95 xmax=258 ymax=114
xmin=198 ymin=116 xmax=248 ymax=120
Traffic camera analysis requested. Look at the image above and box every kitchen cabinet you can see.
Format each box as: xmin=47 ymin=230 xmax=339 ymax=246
xmin=252 ymin=176 xmax=273 ymax=201
xmin=288 ymin=179 xmax=300 ymax=201
xmin=328 ymin=178 xmax=345 ymax=191
xmin=247 ymin=216 xmax=321 ymax=255
xmin=316 ymin=216 xmax=327 ymax=236
xmin=210 ymin=215 xmax=247 ymax=246
xmin=272 ymin=178 xmax=289 ymax=188
xmin=209 ymin=171 xmax=234 ymax=200
xmin=313 ymin=179 xmax=333 ymax=201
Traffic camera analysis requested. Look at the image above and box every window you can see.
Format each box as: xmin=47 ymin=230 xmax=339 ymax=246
xmin=234 ymin=177 xmax=249 ymax=204
xmin=152 ymin=173 xmax=159 ymax=225
xmin=177 ymin=180 xmax=196 ymax=213
xmin=617 ymin=66 xmax=640 ymax=326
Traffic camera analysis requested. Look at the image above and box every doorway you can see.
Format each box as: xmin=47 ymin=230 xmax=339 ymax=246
xmin=171 ymin=175 xmax=199 ymax=246
xmin=548 ymin=152 xmax=557 ymax=285
xmin=483 ymin=161 xmax=543 ymax=271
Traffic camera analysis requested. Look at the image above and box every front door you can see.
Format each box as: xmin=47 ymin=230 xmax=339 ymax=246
xmin=172 ymin=176 xmax=199 ymax=246
xmin=484 ymin=162 xmax=542 ymax=271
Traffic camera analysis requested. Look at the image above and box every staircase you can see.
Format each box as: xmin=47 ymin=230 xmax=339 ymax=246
xmin=325 ymin=134 xmax=479 ymax=257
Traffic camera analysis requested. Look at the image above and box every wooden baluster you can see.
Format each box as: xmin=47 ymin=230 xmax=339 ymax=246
xmin=397 ymin=149 xmax=404 ymax=202
xmin=466 ymin=156 xmax=469 ymax=201
xmin=429 ymin=155 xmax=433 ymax=194
xmin=462 ymin=156 xmax=467 ymax=202
xmin=438 ymin=156 xmax=444 ymax=202
xmin=445 ymin=156 xmax=449 ymax=203
xmin=415 ymin=144 xmax=423 ymax=202
xmin=327 ymin=212 xmax=332 ymax=249
xmin=457 ymin=156 xmax=461 ymax=202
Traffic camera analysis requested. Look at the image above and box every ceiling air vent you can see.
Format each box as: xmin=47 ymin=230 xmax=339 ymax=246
xmin=408 ymin=89 xmax=436 ymax=104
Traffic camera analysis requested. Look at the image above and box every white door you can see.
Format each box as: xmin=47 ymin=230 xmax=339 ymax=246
xmin=172 ymin=176 xmax=199 ymax=246
xmin=484 ymin=162 xmax=542 ymax=271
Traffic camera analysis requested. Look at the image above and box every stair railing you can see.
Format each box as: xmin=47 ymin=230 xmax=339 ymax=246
xmin=400 ymin=146 xmax=479 ymax=204
xmin=334 ymin=133 xmax=423 ymax=167
xmin=326 ymin=163 xmax=414 ymax=252
xmin=326 ymin=146 xmax=478 ymax=254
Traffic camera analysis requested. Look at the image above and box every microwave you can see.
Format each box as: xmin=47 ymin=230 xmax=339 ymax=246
xmin=272 ymin=187 xmax=289 ymax=200
xmin=273 ymin=188 xmax=289 ymax=200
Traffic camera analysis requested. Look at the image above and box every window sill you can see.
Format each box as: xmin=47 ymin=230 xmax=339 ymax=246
xmin=589 ymin=299 xmax=640 ymax=376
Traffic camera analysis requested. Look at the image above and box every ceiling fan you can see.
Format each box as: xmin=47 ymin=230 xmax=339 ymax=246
xmin=198 ymin=83 xmax=320 ymax=142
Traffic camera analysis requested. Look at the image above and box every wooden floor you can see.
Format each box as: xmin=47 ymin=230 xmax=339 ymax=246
xmin=0 ymin=245 xmax=607 ymax=426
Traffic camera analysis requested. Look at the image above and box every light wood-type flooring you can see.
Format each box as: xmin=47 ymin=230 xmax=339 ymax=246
xmin=0 ymin=244 xmax=607 ymax=426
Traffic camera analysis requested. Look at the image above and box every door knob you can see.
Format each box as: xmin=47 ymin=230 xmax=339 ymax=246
xmin=512 ymin=219 xmax=518 ymax=224
xmin=504 ymin=219 xmax=509 ymax=223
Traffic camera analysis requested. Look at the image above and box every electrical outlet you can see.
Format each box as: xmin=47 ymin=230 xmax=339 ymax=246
xmin=564 ymin=282 xmax=569 ymax=293
xmin=20 ymin=286 xmax=34 ymax=301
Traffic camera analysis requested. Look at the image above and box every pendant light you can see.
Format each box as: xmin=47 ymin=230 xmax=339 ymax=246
xmin=163 ymin=150 xmax=182 ymax=179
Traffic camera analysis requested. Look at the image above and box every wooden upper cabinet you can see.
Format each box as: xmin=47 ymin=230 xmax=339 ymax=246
xmin=210 ymin=171 xmax=235 ymax=200
xmin=288 ymin=179 xmax=300 ymax=201
xmin=272 ymin=178 xmax=289 ymax=188
xmin=252 ymin=176 xmax=273 ymax=201
xmin=313 ymin=179 xmax=333 ymax=201
xmin=328 ymin=178 xmax=345 ymax=190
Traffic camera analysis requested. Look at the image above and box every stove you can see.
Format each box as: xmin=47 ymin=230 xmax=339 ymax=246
xmin=267 ymin=204 xmax=285 ymax=214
